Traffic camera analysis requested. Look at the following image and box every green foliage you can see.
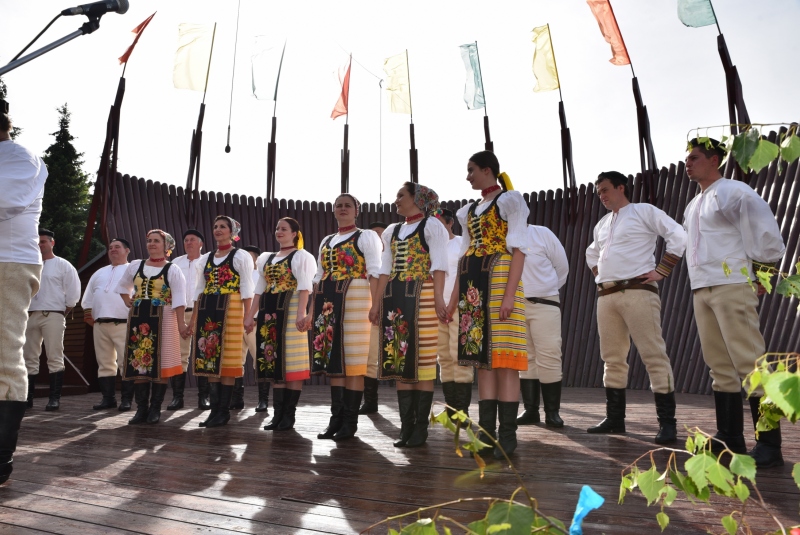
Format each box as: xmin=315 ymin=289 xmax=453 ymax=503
xmin=781 ymin=133 xmax=800 ymax=164
xmin=730 ymin=128 xmax=761 ymax=171
xmin=688 ymin=123 xmax=800 ymax=175
xmin=40 ymin=104 xmax=103 ymax=265
xmin=721 ymin=513 xmax=738 ymax=535
xmin=656 ymin=511 xmax=669 ymax=532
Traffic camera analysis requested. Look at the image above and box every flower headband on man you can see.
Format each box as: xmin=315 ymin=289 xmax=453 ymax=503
xmin=147 ymin=229 xmax=176 ymax=257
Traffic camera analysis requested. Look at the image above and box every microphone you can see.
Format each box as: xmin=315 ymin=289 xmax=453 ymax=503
xmin=61 ymin=0 xmax=129 ymax=16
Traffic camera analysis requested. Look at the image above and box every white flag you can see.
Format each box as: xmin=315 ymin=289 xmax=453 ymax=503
xmin=383 ymin=52 xmax=412 ymax=114
xmin=173 ymin=23 xmax=214 ymax=91
xmin=251 ymin=37 xmax=286 ymax=101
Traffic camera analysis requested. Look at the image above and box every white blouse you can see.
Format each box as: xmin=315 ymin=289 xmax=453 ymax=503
xmin=313 ymin=229 xmax=382 ymax=283
xmin=116 ymin=260 xmax=187 ymax=309
xmin=456 ymin=190 xmax=530 ymax=258
xmin=254 ymin=249 xmax=317 ymax=294
xmin=193 ymin=249 xmax=256 ymax=300
xmin=378 ymin=217 xmax=450 ymax=276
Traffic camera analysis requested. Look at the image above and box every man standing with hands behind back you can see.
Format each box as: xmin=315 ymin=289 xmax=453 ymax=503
xmin=683 ymin=138 xmax=786 ymax=468
xmin=0 ymin=99 xmax=48 ymax=484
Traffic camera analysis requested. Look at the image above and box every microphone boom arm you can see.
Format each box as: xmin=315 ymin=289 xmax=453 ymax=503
xmin=0 ymin=15 xmax=102 ymax=76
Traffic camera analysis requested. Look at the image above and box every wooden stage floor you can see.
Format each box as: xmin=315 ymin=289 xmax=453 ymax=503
xmin=2 ymin=386 xmax=798 ymax=534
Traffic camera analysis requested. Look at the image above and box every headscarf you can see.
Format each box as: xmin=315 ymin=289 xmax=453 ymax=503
xmin=147 ymin=229 xmax=176 ymax=257
xmin=336 ymin=193 xmax=361 ymax=217
xmin=217 ymin=215 xmax=242 ymax=241
xmin=413 ymin=184 xmax=441 ymax=216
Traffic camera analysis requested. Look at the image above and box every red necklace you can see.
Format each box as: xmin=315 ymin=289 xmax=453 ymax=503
xmin=481 ymin=184 xmax=501 ymax=197
xmin=405 ymin=213 xmax=424 ymax=224
xmin=280 ymin=246 xmax=295 ymax=251
xmin=148 ymin=257 xmax=166 ymax=263
xmin=217 ymin=243 xmax=233 ymax=251
xmin=338 ymin=224 xmax=357 ymax=233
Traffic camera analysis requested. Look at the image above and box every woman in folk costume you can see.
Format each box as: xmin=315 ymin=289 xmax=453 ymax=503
xmin=369 ymin=183 xmax=449 ymax=447
xmin=245 ymin=217 xmax=315 ymax=431
xmin=453 ymin=151 xmax=529 ymax=459
xmin=190 ymin=215 xmax=255 ymax=428
xmin=312 ymin=193 xmax=382 ymax=441
xmin=117 ymin=229 xmax=188 ymax=425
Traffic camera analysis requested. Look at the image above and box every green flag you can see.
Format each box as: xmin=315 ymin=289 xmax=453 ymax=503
xmin=677 ymin=0 xmax=717 ymax=28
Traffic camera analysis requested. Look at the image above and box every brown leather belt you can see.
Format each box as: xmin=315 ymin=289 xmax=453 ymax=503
xmin=29 ymin=310 xmax=65 ymax=316
xmin=526 ymin=297 xmax=560 ymax=307
xmin=597 ymin=278 xmax=659 ymax=297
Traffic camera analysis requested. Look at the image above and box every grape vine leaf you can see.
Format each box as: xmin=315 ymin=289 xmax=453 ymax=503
xmin=780 ymin=134 xmax=800 ymax=164
xmin=749 ymin=139 xmax=780 ymax=173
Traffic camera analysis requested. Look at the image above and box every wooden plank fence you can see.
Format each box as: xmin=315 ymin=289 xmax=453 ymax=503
xmin=78 ymin=143 xmax=799 ymax=395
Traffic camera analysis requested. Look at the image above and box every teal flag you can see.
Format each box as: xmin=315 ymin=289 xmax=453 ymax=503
xmin=459 ymin=42 xmax=485 ymax=110
xmin=677 ymin=0 xmax=717 ymax=28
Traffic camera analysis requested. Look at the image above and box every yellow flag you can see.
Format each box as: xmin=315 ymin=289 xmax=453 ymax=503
xmin=173 ymin=23 xmax=215 ymax=91
xmin=531 ymin=25 xmax=559 ymax=93
xmin=383 ymin=52 xmax=412 ymax=114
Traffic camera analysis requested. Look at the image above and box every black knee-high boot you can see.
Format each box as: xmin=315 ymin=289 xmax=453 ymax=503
xmin=45 ymin=371 xmax=64 ymax=411
xmin=495 ymin=401 xmax=520 ymax=459
xmin=128 ymin=382 xmax=151 ymax=425
xmin=332 ymin=389 xmax=363 ymax=441
xmin=406 ymin=391 xmax=434 ymax=448
xmin=0 ymin=401 xmax=27 ymax=485
xmin=206 ymin=384 xmax=233 ymax=427
xmin=255 ymin=381 xmax=271 ymax=413
xmin=477 ymin=399 xmax=499 ymax=456
xmin=654 ymin=391 xmax=677 ymax=444
xmin=359 ymin=377 xmax=379 ymax=414
xmin=317 ymin=386 xmax=345 ymax=439
xmin=92 ymin=376 xmax=118 ymax=410
xmin=587 ymin=388 xmax=626 ymax=434
xmin=264 ymin=388 xmax=286 ymax=430
xmin=199 ymin=382 xmax=220 ymax=427
xmin=197 ymin=376 xmax=211 ymax=410
xmin=277 ymin=389 xmax=302 ymax=430
xmin=541 ymin=380 xmax=564 ymax=428
xmin=166 ymin=372 xmax=185 ymax=410
xmin=147 ymin=383 xmax=168 ymax=424
xmin=516 ymin=379 xmax=540 ymax=425
xmin=229 ymin=377 xmax=245 ymax=410
xmin=119 ymin=379 xmax=134 ymax=412
xmin=25 ymin=375 xmax=36 ymax=409
xmin=394 ymin=390 xmax=418 ymax=447
xmin=748 ymin=396 xmax=783 ymax=468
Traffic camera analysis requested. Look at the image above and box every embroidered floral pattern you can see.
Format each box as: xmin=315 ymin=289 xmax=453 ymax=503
xmin=132 ymin=267 xmax=172 ymax=307
xmin=382 ymin=308 xmax=410 ymax=374
xmin=457 ymin=281 xmax=485 ymax=355
xmin=203 ymin=259 xmax=241 ymax=295
xmin=257 ymin=313 xmax=278 ymax=374
xmin=264 ymin=258 xmax=297 ymax=293
xmin=390 ymin=227 xmax=431 ymax=282
xmin=466 ymin=199 xmax=509 ymax=257
xmin=127 ymin=323 xmax=156 ymax=374
xmin=321 ymin=236 xmax=367 ymax=281
xmin=195 ymin=318 xmax=223 ymax=372
xmin=312 ymin=300 xmax=336 ymax=368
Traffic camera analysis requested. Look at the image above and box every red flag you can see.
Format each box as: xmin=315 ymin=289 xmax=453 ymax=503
xmin=118 ymin=12 xmax=156 ymax=65
xmin=586 ymin=0 xmax=630 ymax=66
xmin=331 ymin=61 xmax=351 ymax=120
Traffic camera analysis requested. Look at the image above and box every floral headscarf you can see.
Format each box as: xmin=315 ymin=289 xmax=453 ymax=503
xmin=146 ymin=229 xmax=176 ymax=257
xmin=336 ymin=193 xmax=361 ymax=217
xmin=216 ymin=215 xmax=242 ymax=241
xmin=413 ymin=184 xmax=441 ymax=216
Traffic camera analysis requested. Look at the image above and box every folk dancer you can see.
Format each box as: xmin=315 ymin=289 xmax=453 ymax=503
xmin=81 ymin=238 xmax=133 ymax=410
xmin=312 ymin=194 xmax=382 ymax=441
xmin=0 ymin=104 xmax=48 ymax=484
xmin=453 ymin=151 xmax=529 ymax=459
xmin=437 ymin=209 xmax=474 ymax=419
xmin=370 ymin=183 xmax=449 ymax=447
xmin=170 ymin=229 xmax=207 ymax=410
xmin=232 ymin=244 xmax=263 ymax=411
xmin=24 ymin=228 xmax=81 ymax=411
xmin=190 ymin=216 xmax=255 ymax=428
xmin=684 ymin=138 xmax=786 ymax=467
xmin=247 ymin=218 xmax=315 ymax=430
xmin=360 ymin=220 xmax=388 ymax=415
xmin=117 ymin=230 xmax=188 ymax=424
xmin=585 ymin=171 xmax=687 ymax=444
xmin=516 ymin=224 xmax=569 ymax=428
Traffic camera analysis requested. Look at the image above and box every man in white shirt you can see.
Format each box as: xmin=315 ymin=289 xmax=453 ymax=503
xmin=684 ymin=138 xmax=786 ymax=468
xmin=170 ymin=229 xmax=206 ymax=411
xmin=24 ymin=228 xmax=81 ymax=411
xmin=81 ymin=238 xmax=132 ymax=411
xmin=437 ymin=210 xmax=474 ymax=418
xmin=585 ymin=171 xmax=687 ymax=444
xmin=517 ymin=224 xmax=569 ymax=428
xmin=361 ymin=221 xmax=388 ymax=415
xmin=0 ymin=102 xmax=48 ymax=485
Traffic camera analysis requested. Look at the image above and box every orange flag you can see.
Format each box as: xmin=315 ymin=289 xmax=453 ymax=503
xmin=118 ymin=12 xmax=156 ymax=64
xmin=331 ymin=60 xmax=351 ymax=120
xmin=586 ymin=0 xmax=630 ymax=66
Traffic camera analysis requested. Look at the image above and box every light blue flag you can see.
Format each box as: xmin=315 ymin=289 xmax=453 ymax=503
xmin=569 ymin=485 xmax=605 ymax=535
xmin=459 ymin=42 xmax=485 ymax=110
xmin=677 ymin=0 xmax=717 ymax=28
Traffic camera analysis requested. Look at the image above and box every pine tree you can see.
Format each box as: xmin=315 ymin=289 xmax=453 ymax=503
xmin=40 ymin=104 xmax=100 ymax=264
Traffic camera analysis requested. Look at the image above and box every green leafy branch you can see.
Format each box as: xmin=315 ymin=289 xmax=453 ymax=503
xmin=687 ymin=123 xmax=800 ymax=174
xmin=360 ymin=404 xmax=569 ymax=535
xmin=619 ymin=428 xmax=787 ymax=534
xmin=721 ymin=260 xmax=800 ymax=309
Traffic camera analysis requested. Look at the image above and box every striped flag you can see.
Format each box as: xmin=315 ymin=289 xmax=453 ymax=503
xmin=586 ymin=0 xmax=630 ymax=66
xmin=118 ymin=12 xmax=156 ymax=64
xmin=531 ymin=25 xmax=559 ymax=92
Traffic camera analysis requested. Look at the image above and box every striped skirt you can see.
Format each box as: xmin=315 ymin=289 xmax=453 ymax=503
xmin=379 ymin=278 xmax=438 ymax=382
xmin=341 ymin=279 xmax=371 ymax=376
xmin=256 ymin=289 xmax=311 ymax=383
xmin=457 ymin=253 xmax=527 ymax=371
xmin=219 ymin=292 xmax=245 ymax=377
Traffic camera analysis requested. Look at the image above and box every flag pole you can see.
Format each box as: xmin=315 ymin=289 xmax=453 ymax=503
xmin=225 ymin=1 xmax=242 ymax=153
xmin=546 ymin=24 xmax=563 ymax=103
xmin=266 ymin=40 xmax=286 ymax=229
xmin=406 ymin=49 xmax=419 ymax=184
xmin=201 ymin=23 xmax=217 ymax=105
xmin=707 ymin=0 xmax=723 ymax=35
xmin=341 ymin=54 xmax=352 ymax=193
xmin=474 ymin=41 xmax=493 ymax=152
xmin=605 ymin=0 xmax=635 ymax=78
